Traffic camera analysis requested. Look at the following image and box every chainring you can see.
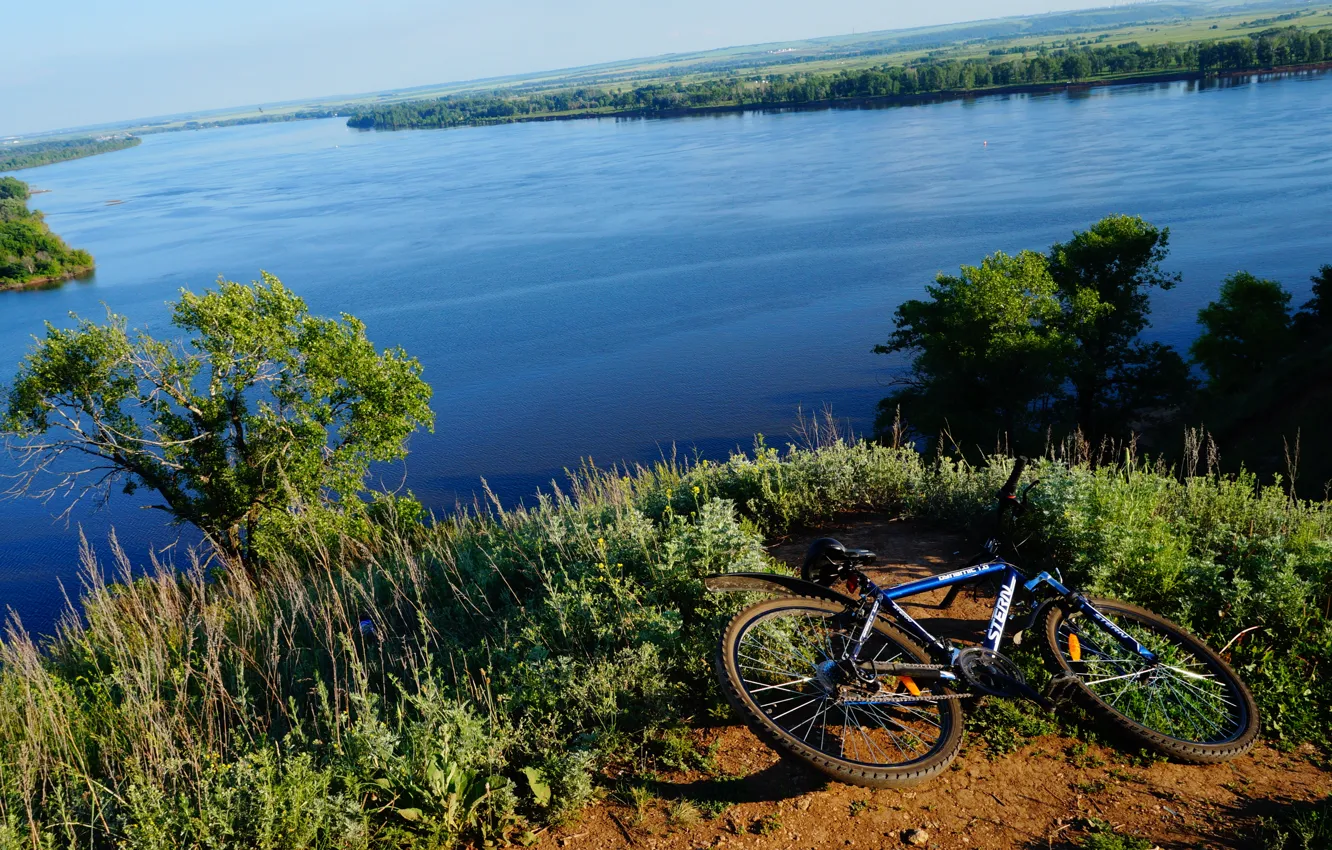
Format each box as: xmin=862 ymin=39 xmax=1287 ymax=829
xmin=955 ymin=647 xmax=1029 ymax=698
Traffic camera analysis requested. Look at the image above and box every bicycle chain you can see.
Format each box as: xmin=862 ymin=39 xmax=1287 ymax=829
xmin=838 ymin=688 xmax=972 ymax=704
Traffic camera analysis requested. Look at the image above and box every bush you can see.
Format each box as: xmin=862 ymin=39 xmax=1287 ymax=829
xmin=1 ymin=435 xmax=1329 ymax=846
xmin=1261 ymin=795 xmax=1332 ymax=850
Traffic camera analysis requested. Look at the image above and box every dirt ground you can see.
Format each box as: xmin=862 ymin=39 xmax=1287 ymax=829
xmin=535 ymin=515 xmax=1330 ymax=850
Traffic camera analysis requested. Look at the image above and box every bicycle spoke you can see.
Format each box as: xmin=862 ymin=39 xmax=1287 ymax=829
xmin=1058 ymin=606 xmax=1245 ymax=745
xmin=1160 ymin=677 xmax=1223 ymax=738
xmin=737 ymin=656 xmax=806 ymax=679
xmin=794 ymin=699 xmax=833 ymax=743
xmin=1085 ymin=668 xmax=1151 ymax=687
xmin=770 ymin=695 xmax=824 ymax=722
xmin=746 ymin=677 xmax=816 ymax=694
xmin=857 ymin=701 xmax=930 ymax=753
xmin=733 ymin=605 xmax=952 ymax=769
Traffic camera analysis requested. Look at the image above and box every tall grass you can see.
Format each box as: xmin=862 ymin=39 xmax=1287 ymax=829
xmin=1 ymin=431 xmax=1329 ymax=848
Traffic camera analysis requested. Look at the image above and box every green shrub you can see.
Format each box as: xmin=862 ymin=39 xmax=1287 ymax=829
xmin=1 ymin=436 xmax=1329 ymax=846
xmin=1261 ymin=795 xmax=1332 ymax=850
xmin=966 ymin=698 xmax=1057 ymax=756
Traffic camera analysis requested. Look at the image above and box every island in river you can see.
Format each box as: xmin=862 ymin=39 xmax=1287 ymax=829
xmin=0 ymin=177 xmax=94 ymax=289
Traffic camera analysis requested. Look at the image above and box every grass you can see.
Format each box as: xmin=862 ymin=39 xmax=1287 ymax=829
xmin=965 ymin=698 xmax=1059 ymax=757
xmin=1065 ymin=741 xmax=1109 ymax=770
xmin=1260 ymin=794 xmax=1332 ymax=849
xmin=1 ymin=429 xmax=1331 ymax=847
xmin=1077 ymin=824 xmax=1154 ymax=850
xmin=748 ymin=813 xmax=782 ymax=835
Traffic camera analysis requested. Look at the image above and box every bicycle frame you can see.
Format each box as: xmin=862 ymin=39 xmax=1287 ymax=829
xmin=846 ymin=559 xmax=1158 ymax=666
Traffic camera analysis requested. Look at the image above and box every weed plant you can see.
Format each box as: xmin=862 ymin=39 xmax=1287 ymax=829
xmin=1 ymin=427 xmax=1329 ymax=847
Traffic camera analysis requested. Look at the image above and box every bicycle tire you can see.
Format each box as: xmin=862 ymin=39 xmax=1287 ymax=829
xmin=1040 ymin=597 xmax=1259 ymax=763
xmin=717 ymin=596 xmax=964 ymax=787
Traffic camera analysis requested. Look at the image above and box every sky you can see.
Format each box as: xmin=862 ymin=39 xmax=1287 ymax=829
xmin=4 ymin=0 xmax=1121 ymax=136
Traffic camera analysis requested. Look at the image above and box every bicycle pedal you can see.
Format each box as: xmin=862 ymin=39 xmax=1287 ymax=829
xmin=1043 ymin=673 xmax=1080 ymax=706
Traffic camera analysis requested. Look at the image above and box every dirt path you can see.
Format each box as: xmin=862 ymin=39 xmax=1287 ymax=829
xmin=536 ymin=515 xmax=1330 ymax=850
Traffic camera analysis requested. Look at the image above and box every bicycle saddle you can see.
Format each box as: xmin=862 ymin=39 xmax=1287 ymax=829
xmin=802 ymin=537 xmax=876 ymax=585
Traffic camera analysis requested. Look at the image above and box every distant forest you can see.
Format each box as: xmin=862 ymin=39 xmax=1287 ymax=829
xmin=0 ymin=136 xmax=141 ymax=172
xmin=347 ymin=26 xmax=1332 ymax=130
xmin=0 ymin=177 xmax=93 ymax=288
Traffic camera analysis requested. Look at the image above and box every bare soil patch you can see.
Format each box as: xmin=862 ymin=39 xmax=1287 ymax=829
xmin=535 ymin=515 xmax=1330 ymax=850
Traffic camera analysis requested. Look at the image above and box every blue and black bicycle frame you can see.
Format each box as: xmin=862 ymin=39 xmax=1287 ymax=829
xmin=848 ymin=558 xmax=1157 ymax=668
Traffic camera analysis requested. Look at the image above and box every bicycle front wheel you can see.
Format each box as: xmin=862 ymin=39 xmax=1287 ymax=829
xmin=717 ymin=596 xmax=963 ymax=787
xmin=1040 ymin=597 xmax=1259 ymax=762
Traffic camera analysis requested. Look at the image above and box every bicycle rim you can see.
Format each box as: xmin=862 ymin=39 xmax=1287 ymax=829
xmin=1051 ymin=605 xmax=1249 ymax=746
xmin=731 ymin=603 xmax=953 ymax=768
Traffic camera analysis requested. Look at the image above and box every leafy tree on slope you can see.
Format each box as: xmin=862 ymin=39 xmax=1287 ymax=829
xmin=2 ymin=273 xmax=434 ymax=566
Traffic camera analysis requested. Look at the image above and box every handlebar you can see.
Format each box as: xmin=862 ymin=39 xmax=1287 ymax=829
xmin=998 ymin=456 xmax=1028 ymax=500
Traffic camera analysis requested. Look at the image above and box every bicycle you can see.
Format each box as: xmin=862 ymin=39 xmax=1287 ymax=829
xmin=706 ymin=457 xmax=1259 ymax=787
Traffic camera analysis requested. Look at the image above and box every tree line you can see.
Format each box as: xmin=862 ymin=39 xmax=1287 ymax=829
xmin=0 ymin=136 xmax=140 ymax=172
xmin=0 ymin=177 xmax=94 ymax=287
xmin=146 ymin=108 xmax=340 ymax=135
xmin=347 ymin=27 xmax=1332 ymax=130
xmin=877 ymin=214 xmax=1332 ymax=490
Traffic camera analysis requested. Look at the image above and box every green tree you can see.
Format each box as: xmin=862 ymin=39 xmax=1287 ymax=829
xmin=0 ymin=177 xmax=29 ymax=201
xmin=1062 ymin=52 xmax=1093 ymax=81
xmin=2 ymin=273 xmax=434 ymax=565
xmin=1294 ymin=264 xmax=1332 ymax=337
xmin=0 ymin=198 xmax=29 ymax=222
xmin=1190 ymin=271 xmax=1293 ymax=396
xmin=1047 ymin=214 xmax=1188 ymax=439
xmin=874 ymin=250 xmax=1066 ymax=450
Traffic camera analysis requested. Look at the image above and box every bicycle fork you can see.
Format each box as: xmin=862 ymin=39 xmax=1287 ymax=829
xmin=1023 ymin=572 xmax=1158 ymax=663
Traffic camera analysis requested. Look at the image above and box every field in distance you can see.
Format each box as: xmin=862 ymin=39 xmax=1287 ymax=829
xmin=10 ymin=0 xmax=1332 ymax=143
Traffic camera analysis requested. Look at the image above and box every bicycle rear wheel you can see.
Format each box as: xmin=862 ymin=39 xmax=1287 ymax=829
xmin=717 ymin=596 xmax=963 ymax=787
xmin=1040 ymin=598 xmax=1259 ymax=763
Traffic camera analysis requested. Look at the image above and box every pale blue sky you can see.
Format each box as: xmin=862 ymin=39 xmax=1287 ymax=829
xmin=4 ymin=0 xmax=1113 ymax=136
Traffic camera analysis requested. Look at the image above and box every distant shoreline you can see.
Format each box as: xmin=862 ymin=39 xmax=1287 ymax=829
xmin=450 ymin=62 xmax=1332 ymax=127
xmin=0 ymin=265 xmax=94 ymax=292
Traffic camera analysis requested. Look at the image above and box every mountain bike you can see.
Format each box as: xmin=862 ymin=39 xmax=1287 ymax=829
xmin=706 ymin=457 xmax=1259 ymax=787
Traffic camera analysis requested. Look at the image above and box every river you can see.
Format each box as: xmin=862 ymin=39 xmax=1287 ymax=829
xmin=2 ymin=70 xmax=1330 ymax=633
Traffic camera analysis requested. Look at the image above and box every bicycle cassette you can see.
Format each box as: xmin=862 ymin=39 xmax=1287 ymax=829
xmin=955 ymin=647 xmax=1028 ymax=698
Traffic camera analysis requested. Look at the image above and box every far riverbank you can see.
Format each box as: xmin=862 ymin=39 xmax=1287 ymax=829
xmin=640 ymin=61 xmax=1332 ymax=119
xmin=349 ymin=58 xmax=1332 ymax=131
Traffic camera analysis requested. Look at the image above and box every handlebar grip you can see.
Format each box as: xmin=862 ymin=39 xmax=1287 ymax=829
xmin=998 ymin=456 xmax=1028 ymax=500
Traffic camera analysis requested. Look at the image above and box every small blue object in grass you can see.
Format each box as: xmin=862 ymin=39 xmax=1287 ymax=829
xmin=359 ymin=618 xmax=377 ymax=637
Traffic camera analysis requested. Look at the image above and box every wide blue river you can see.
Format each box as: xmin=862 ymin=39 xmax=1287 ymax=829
xmin=3 ymin=71 xmax=1330 ymax=633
